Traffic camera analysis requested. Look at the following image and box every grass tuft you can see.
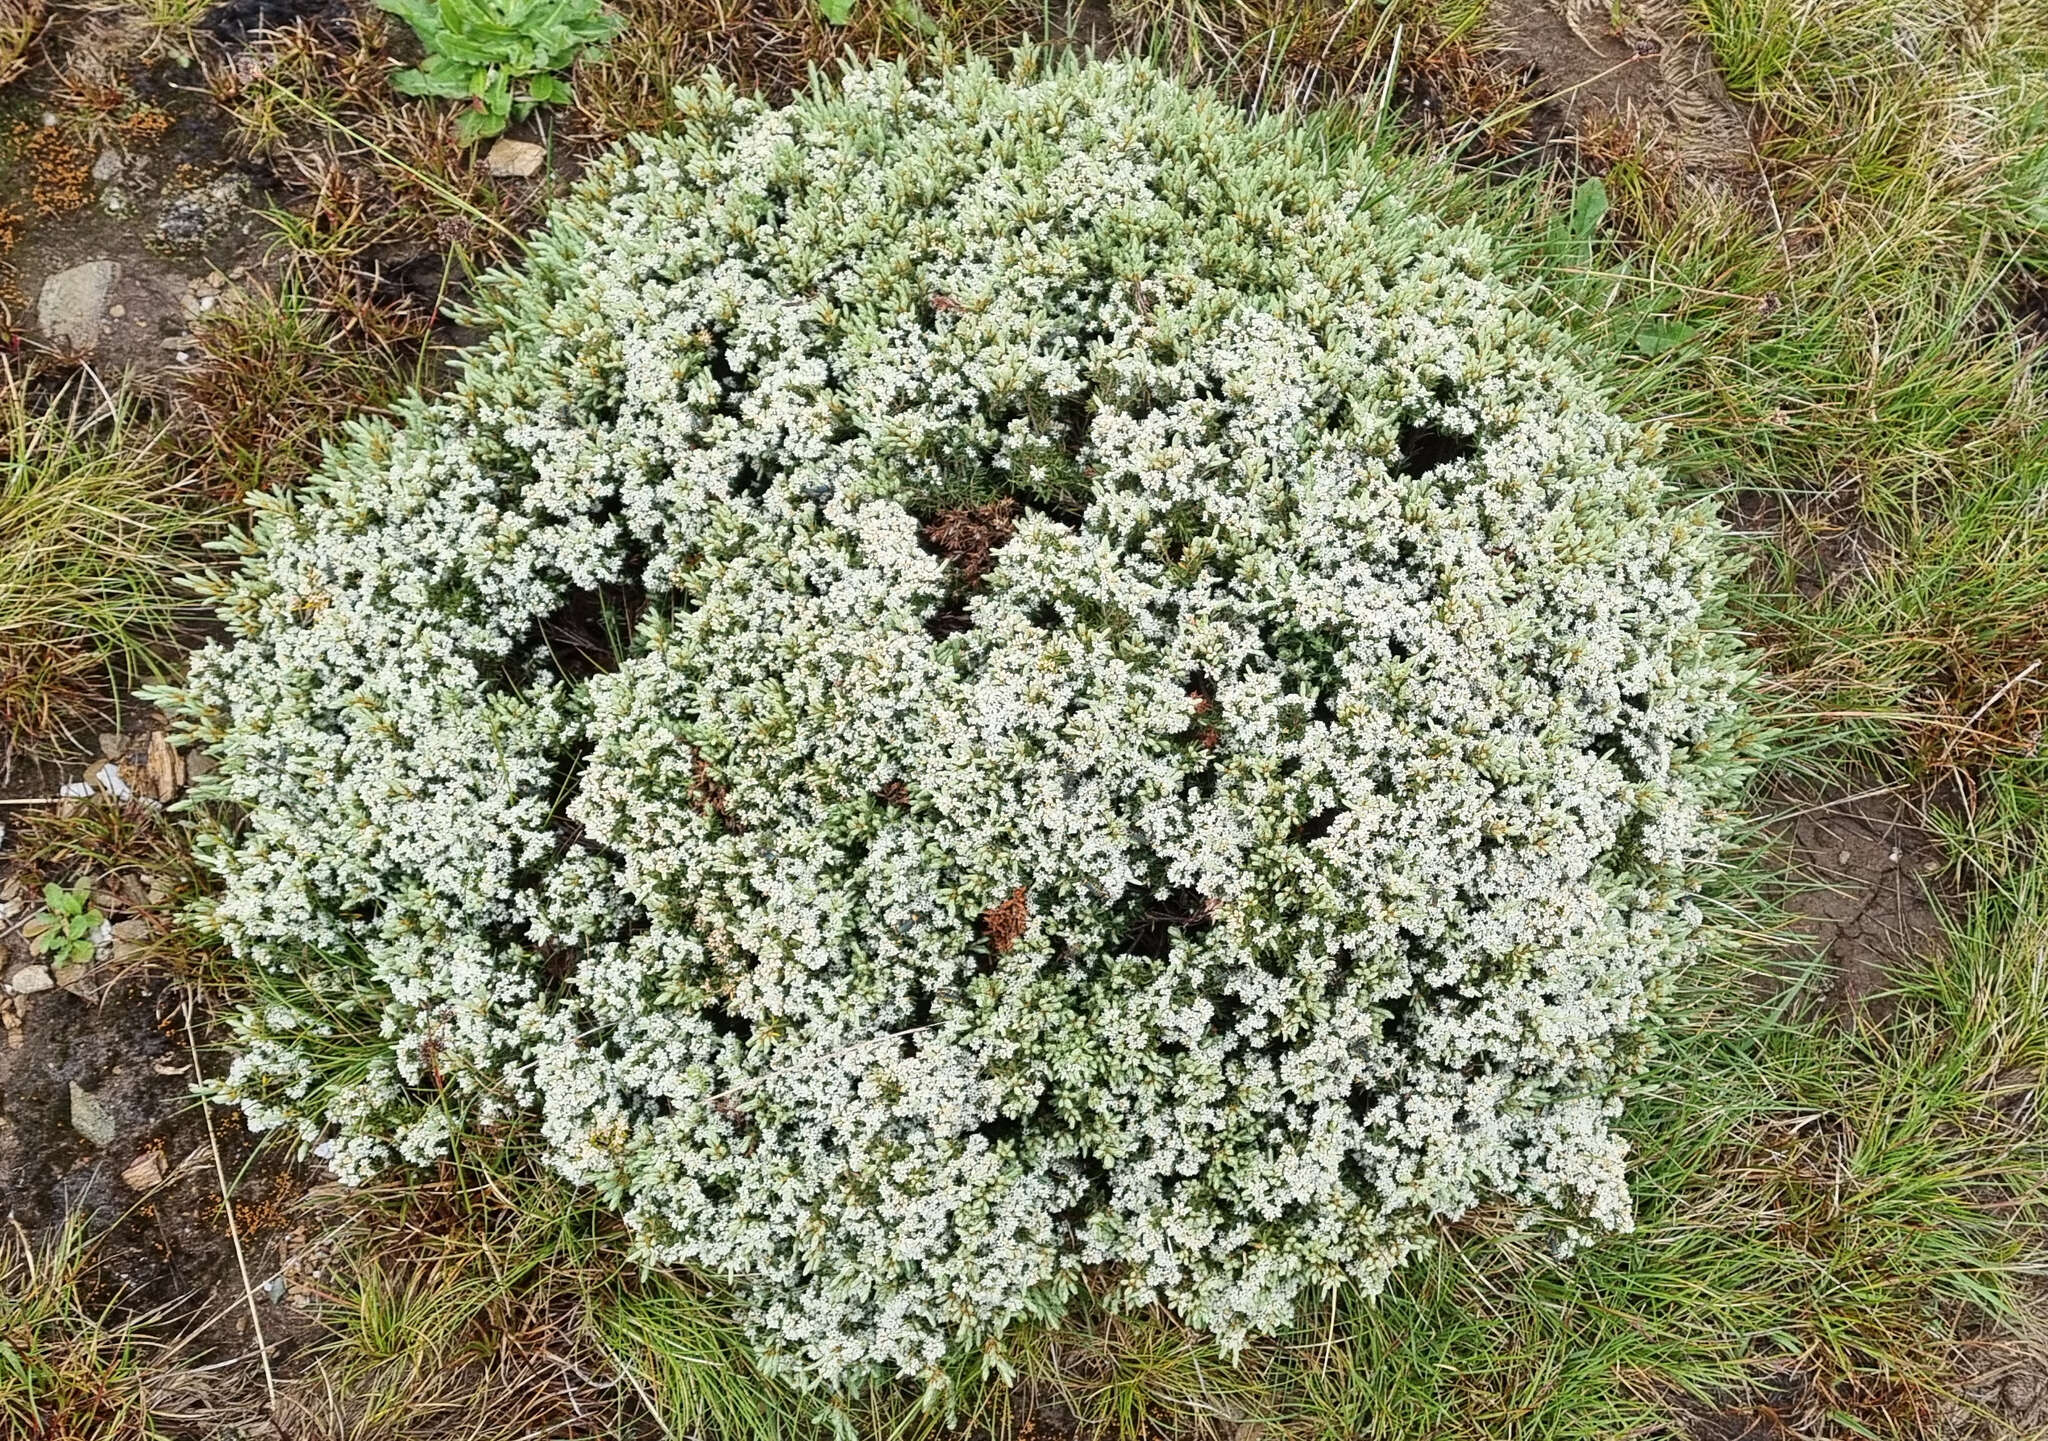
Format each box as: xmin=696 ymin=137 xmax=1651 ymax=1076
xmin=0 ymin=364 xmax=215 ymax=763
xmin=0 ymin=1214 xmax=221 ymax=1441
xmin=173 ymin=280 xmax=425 ymax=498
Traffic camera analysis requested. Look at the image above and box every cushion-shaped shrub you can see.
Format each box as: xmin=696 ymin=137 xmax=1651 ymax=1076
xmin=171 ymin=54 xmax=1748 ymax=1389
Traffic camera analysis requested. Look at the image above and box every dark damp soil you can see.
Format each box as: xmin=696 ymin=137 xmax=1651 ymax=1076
xmin=0 ymin=957 xmax=318 ymax=1346
xmin=2 ymin=807 xmax=321 ymax=1437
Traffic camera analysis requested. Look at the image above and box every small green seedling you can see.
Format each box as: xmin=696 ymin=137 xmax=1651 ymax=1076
xmin=22 ymin=882 xmax=103 ymax=967
xmin=379 ymin=0 xmax=623 ymax=144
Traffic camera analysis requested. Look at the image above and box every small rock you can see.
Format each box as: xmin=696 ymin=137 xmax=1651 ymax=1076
xmin=70 ymin=1082 xmax=118 ymax=1148
xmin=144 ymin=731 xmax=186 ymax=801
xmin=52 ymin=961 xmax=93 ymax=997
xmin=7 ymin=965 xmax=55 ymax=995
xmin=109 ymin=917 xmax=152 ymax=966
xmin=2 ymin=1002 xmax=21 ymax=1050
xmin=91 ymin=148 xmax=124 ymax=183
xmin=89 ymin=760 xmax=135 ymax=801
xmin=155 ymin=174 xmax=248 ymax=253
xmin=485 ymin=138 xmax=546 ymax=179
xmin=185 ymin=747 xmax=218 ymax=780
xmin=37 ymin=260 xmax=121 ymax=352
xmin=121 ymin=1148 xmax=168 ymax=1190
xmin=107 ymin=304 xmax=125 ymax=319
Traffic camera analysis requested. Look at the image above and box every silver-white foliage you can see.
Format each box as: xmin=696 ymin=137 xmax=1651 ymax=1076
xmin=171 ymin=55 xmax=1747 ymax=1390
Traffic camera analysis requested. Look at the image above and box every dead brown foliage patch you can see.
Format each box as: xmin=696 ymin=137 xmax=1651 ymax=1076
xmin=572 ymin=0 xmax=1053 ymax=133
xmin=172 ymin=285 xmax=415 ymax=496
xmin=982 ymin=884 xmax=1030 ymax=955
xmin=690 ymin=749 xmax=736 ymax=829
xmin=922 ymin=497 xmax=1019 ymax=587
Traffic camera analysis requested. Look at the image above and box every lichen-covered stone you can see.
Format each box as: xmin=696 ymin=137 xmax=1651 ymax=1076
xmin=166 ymin=55 xmax=1749 ymax=1391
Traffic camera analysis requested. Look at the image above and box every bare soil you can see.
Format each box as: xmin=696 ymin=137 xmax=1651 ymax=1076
xmin=1776 ymin=783 xmax=1951 ymax=1018
xmin=1 ymin=735 xmax=316 ymax=1432
xmin=0 ymin=954 xmax=317 ymax=1356
xmin=0 ymin=13 xmax=282 ymax=375
xmin=1488 ymin=0 xmax=1755 ymax=176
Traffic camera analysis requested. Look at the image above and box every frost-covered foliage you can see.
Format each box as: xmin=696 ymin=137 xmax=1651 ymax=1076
xmin=169 ymin=55 xmax=1747 ymax=1389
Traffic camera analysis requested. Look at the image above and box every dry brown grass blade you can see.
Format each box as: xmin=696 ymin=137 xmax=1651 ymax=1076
xmin=182 ymin=994 xmax=280 ymax=1409
xmin=0 ymin=0 xmax=45 ymax=88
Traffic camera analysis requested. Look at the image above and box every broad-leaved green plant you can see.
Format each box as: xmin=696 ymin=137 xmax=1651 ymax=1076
xmin=23 ymin=881 xmax=102 ymax=967
xmin=379 ymin=0 xmax=621 ymax=143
